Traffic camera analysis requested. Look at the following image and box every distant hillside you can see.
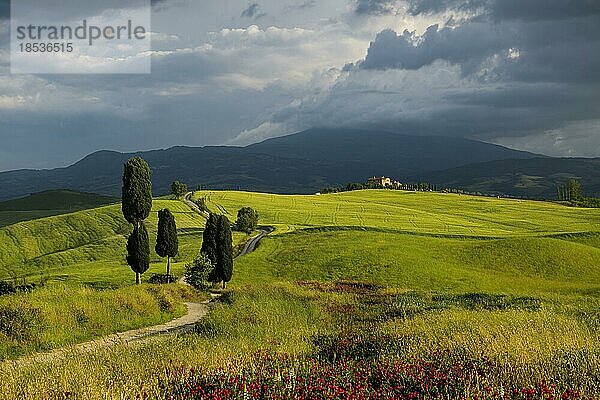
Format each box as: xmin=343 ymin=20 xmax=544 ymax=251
xmin=415 ymin=157 xmax=600 ymax=199
xmin=0 ymin=190 xmax=118 ymax=227
xmin=0 ymin=190 xmax=118 ymax=211
xmin=248 ymin=129 xmax=538 ymax=174
xmin=1 ymin=128 xmax=598 ymax=200
xmin=0 ymin=129 xmax=546 ymax=201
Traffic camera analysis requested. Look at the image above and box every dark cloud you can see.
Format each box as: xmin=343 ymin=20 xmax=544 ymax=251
xmin=355 ymin=0 xmax=396 ymax=15
xmin=360 ymin=24 xmax=508 ymax=72
xmin=11 ymin=0 xmax=151 ymax=22
xmin=1 ymin=0 xmax=171 ymax=21
xmin=241 ymin=3 xmax=266 ymax=19
xmin=405 ymin=0 xmax=486 ymax=16
xmin=256 ymin=0 xmax=600 ymax=157
xmin=406 ymin=0 xmax=600 ymax=21
xmin=490 ymin=0 xmax=600 ymax=21
xmin=360 ymin=13 xmax=600 ymax=83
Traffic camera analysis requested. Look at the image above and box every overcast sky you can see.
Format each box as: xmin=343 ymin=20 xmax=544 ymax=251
xmin=0 ymin=0 xmax=599 ymax=170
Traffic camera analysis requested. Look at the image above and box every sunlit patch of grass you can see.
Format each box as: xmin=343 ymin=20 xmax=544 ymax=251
xmin=234 ymin=230 xmax=600 ymax=295
xmin=2 ymin=283 xmax=599 ymax=398
xmin=0 ymin=283 xmax=203 ymax=360
xmin=196 ymin=190 xmax=600 ymax=236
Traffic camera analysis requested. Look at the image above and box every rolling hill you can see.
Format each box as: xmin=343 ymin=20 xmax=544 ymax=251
xmin=0 ymin=128 xmax=598 ymax=200
xmin=2 ymin=189 xmax=600 ymax=397
xmin=0 ymin=190 xmax=118 ymax=227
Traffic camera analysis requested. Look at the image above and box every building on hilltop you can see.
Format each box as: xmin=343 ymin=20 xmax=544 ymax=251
xmin=367 ymin=176 xmax=401 ymax=188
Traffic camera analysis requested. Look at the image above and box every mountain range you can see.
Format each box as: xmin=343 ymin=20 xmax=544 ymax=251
xmin=0 ymin=129 xmax=598 ymax=201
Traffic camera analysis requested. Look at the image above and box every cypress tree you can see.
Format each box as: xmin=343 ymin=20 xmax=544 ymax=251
xmin=201 ymin=213 xmax=219 ymax=265
xmin=122 ymin=157 xmax=153 ymax=284
xmin=155 ymin=208 xmax=179 ymax=282
xmin=215 ymin=215 xmax=233 ymax=289
xmin=122 ymin=157 xmax=152 ymax=227
xmin=127 ymin=223 xmax=150 ymax=285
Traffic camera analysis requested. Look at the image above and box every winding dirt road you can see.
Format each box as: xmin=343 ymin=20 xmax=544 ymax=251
xmin=183 ymin=192 xmax=210 ymax=218
xmin=236 ymin=228 xmax=271 ymax=259
xmin=6 ymin=300 xmax=215 ymax=368
xmin=5 ymin=210 xmax=271 ymax=367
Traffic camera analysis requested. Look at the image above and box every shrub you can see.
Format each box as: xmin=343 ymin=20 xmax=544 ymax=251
xmin=0 ymin=282 xmax=38 ymax=296
xmin=171 ymin=181 xmax=188 ymax=199
xmin=183 ymin=254 xmax=214 ymax=291
xmin=571 ymin=197 xmax=600 ymax=208
xmin=235 ymin=207 xmax=259 ymax=234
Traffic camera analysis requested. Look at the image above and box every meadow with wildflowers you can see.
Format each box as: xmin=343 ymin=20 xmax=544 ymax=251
xmin=0 ymin=190 xmax=598 ymax=399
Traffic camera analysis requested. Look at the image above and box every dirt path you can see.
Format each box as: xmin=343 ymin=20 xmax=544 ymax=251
xmin=5 ymin=201 xmax=272 ymax=367
xmin=4 ymin=299 xmax=219 ymax=368
xmin=237 ymin=228 xmax=271 ymax=258
xmin=184 ymin=192 xmax=210 ymax=218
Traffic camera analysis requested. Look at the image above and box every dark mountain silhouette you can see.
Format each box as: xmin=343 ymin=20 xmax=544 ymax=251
xmin=247 ymin=129 xmax=538 ymax=175
xmin=414 ymin=157 xmax=600 ymax=199
xmin=0 ymin=129 xmax=596 ymax=201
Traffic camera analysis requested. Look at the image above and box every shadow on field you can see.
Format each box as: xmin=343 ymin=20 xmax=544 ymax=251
xmin=297 ymin=280 xmax=542 ymax=324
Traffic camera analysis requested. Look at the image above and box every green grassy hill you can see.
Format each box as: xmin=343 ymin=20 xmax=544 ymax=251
xmin=193 ymin=190 xmax=600 ymax=296
xmin=0 ymin=200 xmax=199 ymax=287
xmin=198 ymin=190 xmax=600 ymax=236
xmin=0 ymin=190 xmax=118 ymax=227
xmin=0 ymin=198 xmax=253 ymax=287
xmin=2 ymin=189 xmax=600 ymax=397
xmin=3 ymin=188 xmax=598 ymax=292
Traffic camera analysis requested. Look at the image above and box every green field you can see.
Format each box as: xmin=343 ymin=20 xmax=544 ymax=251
xmin=1 ymin=189 xmax=599 ymax=398
xmin=0 ymin=196 xmax=247 ymax=362
xmin=197 ymin=190 xmax=600 ymax=236
xmin=0 ymin=283 xmax=200 ymax=360
xmin=0 ymin=190 xmax=118 ymax=228
xmin=198 ymin=190 xmax=600 ymax=294
xmin=0 ymin=199 xmax=250 ymax=287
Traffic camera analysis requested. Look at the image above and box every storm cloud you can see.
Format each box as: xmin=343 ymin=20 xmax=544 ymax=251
xmin=355 ymin=0 xmax=397 ymax=15
xmin=0 ymin=0 xmax=599 ymax=170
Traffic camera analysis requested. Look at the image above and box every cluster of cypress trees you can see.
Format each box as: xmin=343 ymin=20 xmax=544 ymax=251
xmin=201 ymin=213 xmax=233 ymax=289
xmin=122 ymin=157 xmax=180 ymax=284
xmin=122 ymin=156 xmax=233 ymax=287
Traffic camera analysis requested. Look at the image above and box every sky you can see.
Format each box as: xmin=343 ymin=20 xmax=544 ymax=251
xmin=0 ymin=0 xmax=599 ymax=170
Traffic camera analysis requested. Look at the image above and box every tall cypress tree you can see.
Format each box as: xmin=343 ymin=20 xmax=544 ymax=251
xmin=156 ymin=208 xmax=179 ymax=282
xmin=122 ymin=157 xmax=153 ymax=284
xmin=201 ymin=213 xmax=219 ymax=265
xmin=122 ymin=157 xmax=153 ymax=227
xmin=215 ymin=215 xmax=233 ymax=289
xmin=127 ymin=223 xmax=150 ymax=285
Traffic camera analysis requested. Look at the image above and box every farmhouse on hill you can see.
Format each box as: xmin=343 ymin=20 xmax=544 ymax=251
xmin=367 ymin=176 xmax=401 ymax=188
